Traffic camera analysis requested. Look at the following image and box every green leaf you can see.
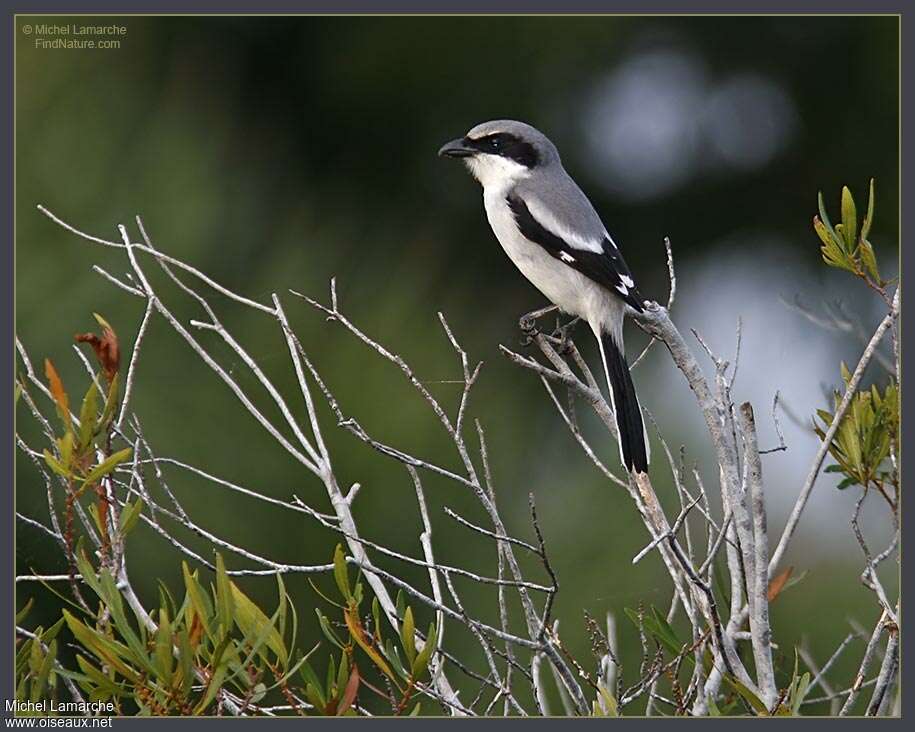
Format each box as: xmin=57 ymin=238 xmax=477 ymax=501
xmin=333 ymin=544 xmax=351 ymax=601
xmin=182 ymin=563 xmax=214 ymax=639
xmin=231 ymin=579 xmax=287 ymax=666
xmin=371 ymin=597 xmax=382 ymax=641
xmin=62 ymin=610 xmax=137 ymax=681
xmin=860 ymin=178 xmax=875 ymax=242
xmin=41 ymin=617 xmax=66 ymax=645
xmin=383 ymin=637 xmax=409 ymax=680
xmin=43 ymin=449 xmax=71 ymax=479
xmin=118 ymin=498 xmax=144 ymax=537
xmin=99 ymin=373 xmax=120 ymax=428
xmin=812 ymin=216 xmax=832 ymax=246
xmin=400 ymin=607 xmax=416 ymax=667
xmin=336 ymin=650 xmax=349 ymax=695
xmin=215 ymin=554 xmax=234 ymax=635
xmin=98 ymin=569 xmax=154 ymax=674
xmin=57 ymin=432 xmax=74 ymax=472
xmin=80 ymin=448 xmax=132 ymax=490
xmin=817 ymin=191 xmax=839 ymax=244
xmin=859 ymin=240 xmax=880 ymax=281
xmin=154 ymin=605 xmax=174 ymax=684
xmin=276 ymin=573 xmax=288 ymax=642
xmin=724 ymin=674 xmax=768 ymax=715
xmin=411 ymin=623 xmax=436 ymax=678
xmin=304 ymin=683 xmax=326 ymax=714
xmin=840 ymin=186 xmax=857 ymax=248
xmin=16 ymin=598 xmax=34 ymax=625
xmin=176 ymin=629 xmax=195 ymax=696
xmin=650 ymin=606 xmax=682 ymax=655
xmin=31 ymin=640 xmax=56 ymax=702
xmin=707 ymin=693 xmax=721 ymax=716
xmin=409 ymin=702 xmax=422 ymax=716
xmin=791 ymin=671 xmax=811 ymax=715
xmin=316 ymin=610 xmax=345 ymax=649
xmin=78 ymin=381 xmax=99 ymax=452
xmin=596 ymin=683 xmax=619 ymax=717
xmin=326 ymin=653 xmax=337 ymax=697
xmin=300 ymin=660 xmax=326 ymax=708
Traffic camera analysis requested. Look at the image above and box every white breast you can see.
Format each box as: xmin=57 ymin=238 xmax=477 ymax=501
xmin=482 ymin=187 xmax=622 ymax=332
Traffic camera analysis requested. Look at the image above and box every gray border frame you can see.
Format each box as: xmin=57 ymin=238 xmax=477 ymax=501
xmin=3 ymin=2 xmax=909 ymax=726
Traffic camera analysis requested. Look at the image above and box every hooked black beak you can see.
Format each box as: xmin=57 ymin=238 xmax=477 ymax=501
xmin=438 ymin=137 xmax=476 ymax=158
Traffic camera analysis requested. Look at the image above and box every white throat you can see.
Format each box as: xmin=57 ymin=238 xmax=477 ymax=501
xmin=465 ymin=154 xmax=530 ymax=192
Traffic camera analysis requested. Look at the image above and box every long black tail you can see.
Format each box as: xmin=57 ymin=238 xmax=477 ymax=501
xmin=597 ymin=332 xmax=649 ymax=474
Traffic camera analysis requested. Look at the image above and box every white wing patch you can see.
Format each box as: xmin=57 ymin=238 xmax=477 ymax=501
xmin=526 ymin=198 xmax=605 ymax=253
xmin=560 ymin=251 xmax=576 ymax=263
xmin=615 ymin=283 xmax=629 ymax=295
xmin=620 ymin=274 xmax=635 ymax=288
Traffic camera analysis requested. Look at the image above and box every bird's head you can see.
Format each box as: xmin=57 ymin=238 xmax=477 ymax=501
xmin=438 ymin=120 xmax=559 ymax=188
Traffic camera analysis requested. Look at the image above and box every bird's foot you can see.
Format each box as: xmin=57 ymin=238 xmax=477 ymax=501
xmin=551 ymin=316 xmax=581 ymax=354
xmin=519 ymin=305 xmax=559 ymax=345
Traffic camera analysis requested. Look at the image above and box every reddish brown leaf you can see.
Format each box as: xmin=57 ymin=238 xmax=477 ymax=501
xmin=188 ymin=612 xmax=204 ymax=649
xmin=337 ymin=664 xmax=360 ymax=716
xmin=767 ymin=566 xmax=794 ymax=603
xmin=44 ymin=358 xmax=71 ymax=431
xmin=74 ymin=313 xmax=120 ymax=383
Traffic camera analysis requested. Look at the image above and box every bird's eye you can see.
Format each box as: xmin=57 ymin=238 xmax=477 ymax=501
xmin=489 ymin=136 xmax=502 ymax=149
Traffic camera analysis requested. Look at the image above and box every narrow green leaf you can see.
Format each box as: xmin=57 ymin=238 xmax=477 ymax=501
xmin=411 ymin=623 xmax=436 ymax=678
xmin=173 ymin=628 xmax=194 ymax=696
xmin=333 ymin=544 xmax=351 ymax=601
xmin=597 ymin=683 xmax=619 ymax=717
xmin=860 ymin=178 xmax=875 ymax=242
xmin=43 ymin=449 xmax=71 ymax=479
xmin=31 ymin=640 xmax=56 ymax=702
xmin=859 ymin=240 xmax=880 ymax=281
xmin=62 ymin=610 xmax=136 ymax=680
xmin=300 ymin=660 xmax=326 ymax=708
xmin=326 ymin=653 xmax=337 ymax=698
xmin=16 ymin=598 xmax=34 ymax=625
xmin=182 ymin=563 xmax=214 ymax=639
xmin=792 ymin=672 xmax=810 ymax=715
xmin=372 ymin=597 xmax=382 ymax=641
xmin=99 ymin=373 xmax=120 ymax=428
xmin=817 ymin=191 xmax=838 ymax=242
xmin=840 ymin=186 xmax=857 ymax=248
xmin=215 ymin=554 xmax=234 ymax=634
xmin=707 ymin=693 xmax=721 ymax=715
xmin=724 ymin=674 xmax=768 ymax=715
xmin=400 ymin=607 xmax=416 ymax=667
xmin=155 ymin=606 xmax=174 ymax=684
xmin=78 ymin=381 xmax=99 ymax=452
xmin=57 ymin=432 xmax=74 ymax=472
xmin=336 ymin=650 xmax=349 ymax=694
xmin=316 ymin=610 xmax=344 ymax=649
xmin=118 ymin=498 xmax=144 ymax=537
xmin=80 ymin=448 xmax=132 ymax=490
xmin=231 ymin=579 xmax=287 ymax=666
xmin=812 ymin=216 xmax=832 ymax=246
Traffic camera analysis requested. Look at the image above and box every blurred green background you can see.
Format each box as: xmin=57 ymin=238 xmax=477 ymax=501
xmin=16 ymin=15 xmax=899 ymax=714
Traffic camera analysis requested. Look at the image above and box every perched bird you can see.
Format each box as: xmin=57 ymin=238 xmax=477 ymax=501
xmin=439 ymin=120 xmax=650 ymax=474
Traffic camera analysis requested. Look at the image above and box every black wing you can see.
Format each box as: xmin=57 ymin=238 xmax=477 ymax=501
xmin=506 ymin=194 xmax=644 ymax=312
